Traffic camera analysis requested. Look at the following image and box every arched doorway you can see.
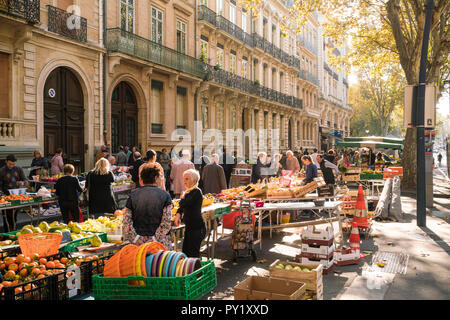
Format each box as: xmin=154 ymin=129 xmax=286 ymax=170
xmin=44 ymin=67 xmax=84 ymax=172
xmin=111 ymin=82 xmax=138 ymax=153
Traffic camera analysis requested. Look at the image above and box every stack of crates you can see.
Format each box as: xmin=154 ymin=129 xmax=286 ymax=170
xmin=297 ymin=225 xmax=335 ymax=275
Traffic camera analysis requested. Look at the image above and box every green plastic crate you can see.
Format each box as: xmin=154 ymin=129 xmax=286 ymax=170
xmin=92 ymin=260 xmax=217 ymax=300
xmin=61 ymin=232 xmax=107 ymax=252
xmin=360 ymin=173 xmax=383 ymax=180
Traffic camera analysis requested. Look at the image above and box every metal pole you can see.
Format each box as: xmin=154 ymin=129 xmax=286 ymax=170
xmin=416 ymin=0 xmax=434 ymax=227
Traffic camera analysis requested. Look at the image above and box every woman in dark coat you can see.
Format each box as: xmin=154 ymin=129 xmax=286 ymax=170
xmin=86 ymin=158 xmax=117 ymax=218
xmin=251 ymin=152 xmax=269 ymax=183
xmin=174 ymin=169 xmax=206 ymax=258
xmin=29 ymin=150 xmax=49 ymax=178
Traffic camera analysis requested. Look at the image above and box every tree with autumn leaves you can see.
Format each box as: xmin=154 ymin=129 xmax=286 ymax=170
xmin=241 ymin=0 xmax=449 ymax=190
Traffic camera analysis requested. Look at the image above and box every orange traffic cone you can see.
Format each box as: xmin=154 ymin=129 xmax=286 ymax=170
xmin=348 ymin=222 xmax=361 ymax=251
xmin=353 ymin=185 xmax=371 ymax=228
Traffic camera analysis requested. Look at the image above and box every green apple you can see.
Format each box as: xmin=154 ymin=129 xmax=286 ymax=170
xmin=285 ymin=265 xmax=293 ymax=270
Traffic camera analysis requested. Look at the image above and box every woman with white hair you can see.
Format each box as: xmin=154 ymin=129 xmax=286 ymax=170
xmin=174 ymin=169 xmax=206 ymax=257
xmin=86 ymin=158 xmax=117 ymax=218
xmin=285 ymin=150 xmax=300 ymax=173
xmin=201 ymin=153 xmax=227 ymax=194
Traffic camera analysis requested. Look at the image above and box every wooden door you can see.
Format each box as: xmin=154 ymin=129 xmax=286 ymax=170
xmin=111 ymin=82 xmax=138 ymax=153
xmin=44 ymin=67 xmax=84 ymax=173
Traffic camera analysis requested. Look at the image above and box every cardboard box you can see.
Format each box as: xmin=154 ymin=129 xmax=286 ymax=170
xmin=334 ymin=248 xmax=361 ymax=266
xmin=297 ymin=256 xmax=334 ymax=275
xmin=301 ymin=243 xmax=335 ymax=256
xmin=300 ymin=251 xmax=334 ymax=260
xmin=234 ymin=276 xmax=306 ymax=300
xmin=269 ymin=259 xmax=323 ymax=293
xmin=301 ymin=225 xmax=334 ymax=246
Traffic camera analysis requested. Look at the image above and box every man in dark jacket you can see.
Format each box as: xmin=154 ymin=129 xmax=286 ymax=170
xmin=220 ymin=149 xmax=235 ymax=188
xmin=202 ymin=154 xmax=227 ymax=194
xmin=316 ymin=154 xmax=339 ymax=185
xmin=130 ymin=152 xmax=145 ymax=185
xmin=251 ymin=152 xmax=269 ymax=183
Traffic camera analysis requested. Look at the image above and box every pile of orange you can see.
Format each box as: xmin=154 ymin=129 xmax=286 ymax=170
xmin=1 ymin=194 xmax=33 ymax=202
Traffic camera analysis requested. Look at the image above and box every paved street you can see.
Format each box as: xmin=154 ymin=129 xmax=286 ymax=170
xmin=203 ymin=168 xmax=450 ymax=300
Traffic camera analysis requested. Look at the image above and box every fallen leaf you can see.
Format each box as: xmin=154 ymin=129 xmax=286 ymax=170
xmin=376 ymin=262 xmax=385 ymax=267
xmin=362 ymin=250 xmax=373 ymax=255
xmin=257 ymin=258 xmax=267 ymax=264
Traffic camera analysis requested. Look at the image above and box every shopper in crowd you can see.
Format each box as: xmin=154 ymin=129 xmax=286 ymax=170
xmin=310 ymin=148 xmax=319 ymax=167
xmin=124 ymin=146 xmax=132 ymax=163
xmin=128 ymin=146 xmax=138 ymax=167
xmin=301 ymin=155 xmax=318 ymax=185
xmin=122 ymin=163 xmax=172 ymax=248
xmin=0 ymin=154 xmax=27 ymax=232
xmin=303 ymin=149 xmax=309 ymax=156
xmin=130 ymin=152 xmax=145 ymax=185
xmin=50 ymin=148 xmax=64 ymax=175
xmin=108 ymin=156 xmax=119 ymax=173
xmin=141 ymin=149 xmax=165 ymax=190
xmin=95 ymin=145 xmax=107 ymax=162
xmin=55 ymin=164 xmax=83 ymax=224
xmin=251 ymin=152 xmax=269 ymax=183
xmin=198 ymin=155 xmax=210 ymax=192
xmin=201 ymin=154 xmax=227 ymax=194
xmin=316 ymin=154 xmax=339 ymax=185
xmin=86 ymin=158 xmax=117 ymax=218
xmin=353 ymin=151 xmax=362 ymax=166
xmin=268 ymin=153 xmax=283 ymax=177
xmin=337 ymin=153 xmax=350 ymax=167
xmin=285 ymin=150 xmax=301 ymax=173
xmin=116 ymin=146 xmax=127 ymax=166
xmin=170 ymin=150 xmax=195 ymax=199
xmin=221 ymin=149 xmax=235 ymax=188
xmin=29 ymin=150 xmax=49 ymax=179
xmin=101 ymin=147 xmax=110 ymax=160
xmin=324 ymin=149 xmax=335 ymax=164
xmin=174 ymin=169 xmax=206 ymax=257
xmin=158 ymin=148 xmax=171 ymax=191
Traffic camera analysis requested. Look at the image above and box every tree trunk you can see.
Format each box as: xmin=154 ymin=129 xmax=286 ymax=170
xmin=402 ymin=127 xmax=417 ymax=191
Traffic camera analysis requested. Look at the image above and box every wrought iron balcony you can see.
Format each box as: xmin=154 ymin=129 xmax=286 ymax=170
xmin=47 ymin=5 xmax=87 ymax=43
xmin=0 ymin=0 xmax=39 ymax=23
xmin=297 ymin=36 xmax=318 ymax=55
xmin=298 ymin=69 xmax=319 ymax=86
xmin=106 ymin=28 xmax=207 ymax=79
xmin=198 ymin=5 xmax=216 ymax=27
xmin=206 ymin=65 xmax=302 ymax=109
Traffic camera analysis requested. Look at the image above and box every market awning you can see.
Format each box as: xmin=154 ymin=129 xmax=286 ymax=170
xmin=336 ymin=140 xmax=404 ymax=150
xmin=343 ymin=136 xmax=404 ymax=145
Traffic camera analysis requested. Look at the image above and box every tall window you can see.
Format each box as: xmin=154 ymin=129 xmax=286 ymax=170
xmin=272 ymin=24 xmax=276 ymax=44
xmin=264 ymin=112 xmax=268 ymax=130
xmin=230 ymin=3 xmax=236 ymax=24
xmin=200 ymin=39 xmax=208 ymax=63
xmin=242 ymin=57 xmax=248 ymax=78
xmin=151 ymin=80 xmax=163 ymax=133
xmin=216 ymin=46 xmax=224 ymax=68
xmin=200 ymin=0 xmax=207 ymax=6
xmin=272 ymin=69 xmax=276 ymax=90
xmin=263 ymin=64 xmax=267 ymax=86
xmin=151 ymin=7 xmax=163 ymax=44
xmin=216 ymin=101 xmax=224 ymax=130
xmin=263 ymin=18 xmax=267 ymax=39
xmin=201 ymin=97 xmax=209 ymax=129
xmin=230 ymin=104 xmax=236 ymax=130
xmin=230 ymin=51 xmax=236 ymax=74
xmin=120 ymin=0 xmax=134 ymax=32
xmin=280 ymin=115 xmax=284 ymax=140
xmin=242 ymin=11 xmax=247 ymax=32
xmin=217 ymin=0 xmax=223 ymax=16
xmin=176 ymin=87 xmax=186 ymax=128
xmin=176 ymin=20 xmax=186 ymax=54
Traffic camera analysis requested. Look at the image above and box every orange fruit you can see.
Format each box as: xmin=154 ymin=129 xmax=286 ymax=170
xmin=11 ymin=280 xmax=18 ymax=286
xmin=8 ymin=263 xmax=19 ymax=272
xmin=53 ymin=259 xmax=60 ymax=265
xmin=32 ymin=253 xmax=39 ymax=261
xmin=45 ymin=261 xmax=55 ymax=269
xmin=75 ymin=259 xmax=82 ymax=266
xmin=55 ymin=263 xmax=64 ymax=269
xmin=19 ymin=268 xmax=28 ymax=277
xmin=0 ymin=263 xmax=6 ymax=270
xmin=5 ymin=257 xmax=16 ymax=266
xmin=14 ymin=287 xmax=22 ymax=294
xmin=60 ymin=257 xmax=68 ymax=265
xmin=36 ymin=274 xmax=45 ymax=279
xmin=29 ymin=262 xmax=38 ymax=268
xmin=23 ymin=256 xmax=31 ymax=263
xmin=0 ymin=284 xmax=3 ymax=291
xmin=84 ymin=257 xmax=92 ymax=262
xmin=91 ymin=255 xmax=99 ymax=261
xmin=44 ymin=271 xmax=53 ymax=276
xmin=4 ymin=270 xmax=15 ymax=279
xmin=31 ymin=268 xmax=41 ymax=276
xmin=16 ymin=254 xmax=25 ymax=264
xmin=18 ymin=262 xmax=28 ymax=270
xmin=38 ymin=258 xmax=47 ymax=265
xmin=1 ymin=281 xmax=12 ymax=287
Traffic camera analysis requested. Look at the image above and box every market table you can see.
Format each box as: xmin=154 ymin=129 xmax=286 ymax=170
xmin=170 ymin=202 xmax=231 ymax=259
xmin=0 ymin=198 xmax=59 ymax=232
xmin=250 ymin=201 xmax=344 ymax=249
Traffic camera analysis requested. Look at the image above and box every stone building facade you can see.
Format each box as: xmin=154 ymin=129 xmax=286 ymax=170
xmin=0 ymin=0 xmax=352 ymax=171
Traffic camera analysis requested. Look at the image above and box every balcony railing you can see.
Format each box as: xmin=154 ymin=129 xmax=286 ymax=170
xmin=297 ymin=36 xmax=318 ymax=55
xmin=198 ymin=6 xmax=299 ymax=69
xmin=106 ymin=28 xmax=207 ymax=79
xmin=298 ymin=69 xmax=319 ymax=86
xmin=47 ymin=5 xmax=87 ymax=43
xmin=207 ymin=65 xmax=302 ymax=109
xmin=0 ymin=0 xmax=39 ymax=23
